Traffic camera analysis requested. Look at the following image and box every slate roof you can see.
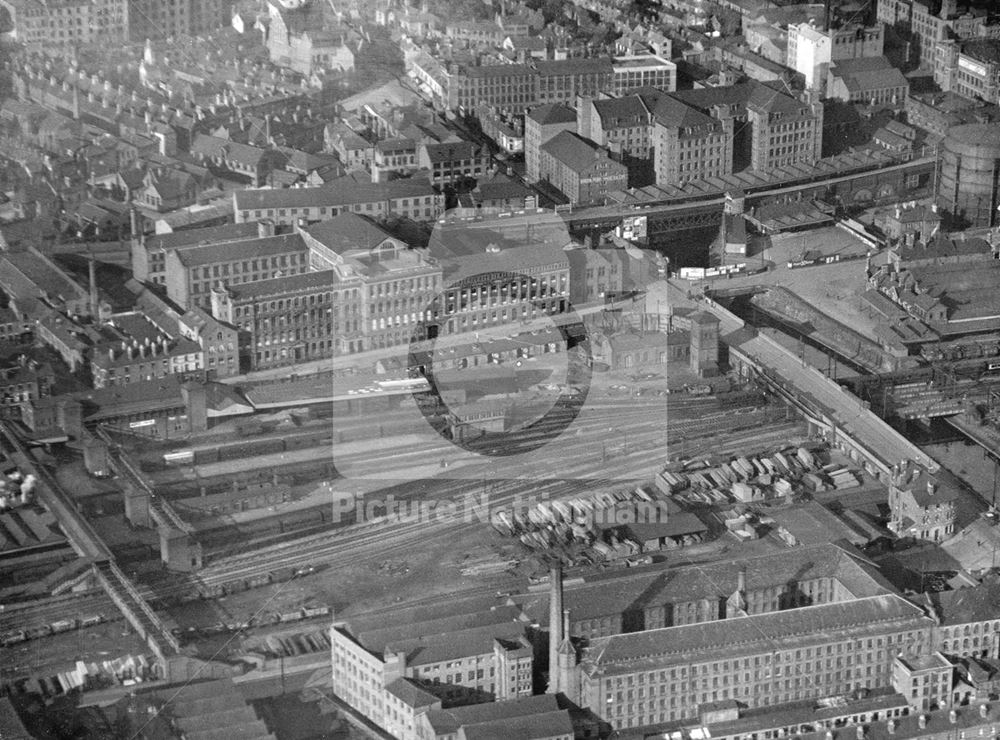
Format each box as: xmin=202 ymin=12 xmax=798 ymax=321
xmin=225 ymin=270 xmax=337 ymax=300
xmin=651 ymin=95 xmax=718 ymax=129
xmin=301 ymin=213 xmax=399 ymax=254
xmin=377 ymin=622 xmax=529 ymax=666
xmin=540 ymin=130 xmax=606 ymax=171
xmin=384 ymin=677 xmax=440 ymax=708
xmin=445 ymin=243 xmax=569 ymax=283
xmin=895 ymin=233 xmax=991 ymax=263
xmin=534 ymin=57 xmax=613 ymax=76
xmin=191 ymin=134 xmax=268 ymax=167
xmin=423 ymin=695 xmax=561 ymax=735
xmin=422 ymin=140 xmax=483 ymax=164
xmin=931 ymin=583 xmax=1000 ymax=625
xmin=462 ymin=710 xmax=574 ymax=740
xmin=593 ymin=95 xmax=652 ymax=128
xmin=174 ymin=233 xmax=306 ymax=267
xmin=583 ymin=594 xmax=929 ymax=673
xmin=521 ymin=543 xmax=896 ymax=627
xmin=526 ymin=103 xmax=577 ymax=126
xmin=829 ymin=56 xmax=908 ymax=94
xmin=233 ymin=178 xmax=437 ymax=211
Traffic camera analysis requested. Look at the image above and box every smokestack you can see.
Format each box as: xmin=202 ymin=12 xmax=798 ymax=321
xmin=548 ymin=562 xmax=563 ymax=694
xmin=88 ymin=255 xmax=99 ymax=320
xmin=824 ymin=0 xmax=831 ymax=32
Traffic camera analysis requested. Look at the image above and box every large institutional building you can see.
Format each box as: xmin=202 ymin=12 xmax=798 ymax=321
xmin=326 ymin=534 xmax=1000 ymax=738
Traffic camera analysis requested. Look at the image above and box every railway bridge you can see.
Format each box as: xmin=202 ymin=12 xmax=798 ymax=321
xmin=0 ymin=423 xmax=181 ymax=675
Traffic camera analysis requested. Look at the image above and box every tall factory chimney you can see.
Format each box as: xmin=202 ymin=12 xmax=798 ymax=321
xmin=88 ymin=254 xmax=99 ymax=320
xmin=548 ymin=562 xmax=563 ymax=694
xmin=824 ymin=0 xmax=832 ymax=32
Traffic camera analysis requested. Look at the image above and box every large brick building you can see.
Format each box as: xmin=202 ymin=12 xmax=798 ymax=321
xmin=131 ymin=222 xmax=262 ymax=286
xmin=652 ymin=96 xmax=733 ymax=186
xmin=330 ymin=599 xmax=534 ymax=740
xmin=164 ymin=232 xmax=310 ymax=309
xmin=538 ymin=131 xmax=628 ymax=205
xmin=525 ymin=103 xmax=577 ymax=183
xmin=127 ymin=0 xmax=227 ymax=41
xmin=577 ymin=593 xmax=934 ymax=730
xmin=535 ymin=58 xmax=614 ymax=106
xmin=0 ymin=0 xmax=128 ymax=47
xmin=210 ymin=270 xmax=343 ymax=370
xmin=652 ymin=82 xmax=821 ymax=185
xmin=434 ymin=243 xmax=570 ymax=338
xmin=437 ymin=58 xmax=615 ymax=112
xmin=302 ymin=216 xmax=442 ymax=352
xmin=444 ymin=64 xmax=537 ymax=113
xmin=934 ymin=37 xmax=1000 ymax=104
xmin=877 ymin=0 xmax=999 ymax=66
xmin=786 ymin=21 xmax=884 ymax=91
xmin=233 ymin=178 xmax=444 ymax=226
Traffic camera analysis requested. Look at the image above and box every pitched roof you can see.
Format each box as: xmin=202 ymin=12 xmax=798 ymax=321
xmin=422 ymin=140 xmax=483 ymax=163
xmin=301 ymin=212 xmax=400 ymax=254
xmin=0 ymin=696 xmax=32 ymax=740
xmin=379 ymin=621 xmax=529 ymax=666
xmin=593 ymin=95 xmax=652 ymax=128
xmin=829 ymin=56 xmax=908 ymax=94
xmin=145 ymin=169 xmax=196 ymax=200
xmin=534 ymin=57 xmax=613 ymax=76
xmin=146 ymin=222 xmax=259 ymax=252
xmin=520 ymin=544 xmax=899 ymax=627
xmin=464 ymin=63 xmax=535 ymax=79
xmin=539 ymin=130 xmax=609 ymax=172
xmin=384 ymin=677 xmax=440 ymax=708
xmin=355 ymin=605 xmax=524 ymax=655
xmin=895 ymin=233 xmax=991 ymax=263
xmin=424 ymin=695 xmax=560 ymax=735
xmin=225 ymin=270 xmax=338 ymax=300
xmin=190 ymin=134 xmax=268 ymax=167
xmin=174 ymin=233 xmax=307 ymax=267
xmin=445 ymin=243 xmax=570 ymax=283
xmin=584 ymin=594 xmax=929 ymax=672
xmin=474 ymin=172 xmax=533 ymax=202
xmin=461 ymin=710 xmax=574 ymax=740
xmin=651 ymin=95 xmax=718 ymax=129
xmin=233 ymin=178 xmax=437 ymax=211
xmin=526 ymin=103 xmax=577 ymax=126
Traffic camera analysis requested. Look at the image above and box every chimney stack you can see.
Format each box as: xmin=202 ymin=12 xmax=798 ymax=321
xmin=548 ymin=562 xmax=563 ymax=694
xmin=88 ymin=255 xmax=99 ymax=320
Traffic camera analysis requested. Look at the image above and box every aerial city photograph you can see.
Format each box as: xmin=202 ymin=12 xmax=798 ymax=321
xmin=4 ymin=0 xmax=1000 ymax=737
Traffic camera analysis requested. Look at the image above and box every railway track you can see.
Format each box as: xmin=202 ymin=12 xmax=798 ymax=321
xmin=0 ymin=590 xmax=118 ymax=633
